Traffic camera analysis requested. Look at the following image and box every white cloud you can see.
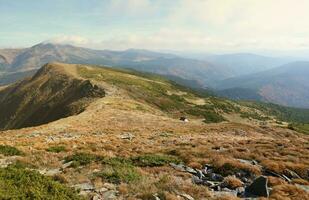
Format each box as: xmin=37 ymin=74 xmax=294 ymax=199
xmin=45 ymin=35 xmax=90 ymax=46
xmin=45 ymin=0 xmax=309 ymax=53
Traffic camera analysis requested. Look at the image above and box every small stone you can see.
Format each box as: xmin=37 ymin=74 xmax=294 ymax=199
xmin=296 ymin=184 xmax=309 ymax=192
xmin=209 ymin=173 xmax=224 ymax=181
xmin=180 ymin=193 xmax=194 ymax=200
xmin=119 ymin=132 xmax=135 ymax=140
xmin=102 ymin=190 xmax=117 ymax=200
xmin=245 ymin=176 xmax=269 ymax=197
xmin=74 ymin=183 xmax=95 ymax=191
xmin=62 ymin=161 xmax=73 ymax=168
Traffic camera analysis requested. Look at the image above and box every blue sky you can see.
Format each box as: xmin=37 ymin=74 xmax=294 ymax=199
xmin=1 ymin=0 xmax=309 ymax=54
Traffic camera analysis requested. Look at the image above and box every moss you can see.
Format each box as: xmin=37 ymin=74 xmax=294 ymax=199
xmin=0 ymin=166 xmax=83 ymax=199
xmin=0 ymin=145 xmax=23 ymax=156
xmin=132 ymin=154 xmax=181 ymax=167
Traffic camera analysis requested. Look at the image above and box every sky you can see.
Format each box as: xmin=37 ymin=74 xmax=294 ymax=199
xmin=1 ymin=0 xmax=309 ymax=54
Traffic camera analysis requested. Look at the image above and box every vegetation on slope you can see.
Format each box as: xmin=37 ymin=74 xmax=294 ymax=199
xmin=0 ymin=166 xmax=83 ymax=199
xmin=241 ymin=101 xmax=309 ymax=123
xmin=78 ymin=65 xmax=237 ymax=123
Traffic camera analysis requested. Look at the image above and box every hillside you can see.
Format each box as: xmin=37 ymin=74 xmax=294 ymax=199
xmin=0 ymin=63 xmax=105 ymax=130
xmin=216 ymin=62 xmax=309 ymax=108
xmin=0 ymin=63 xmax=308 ymax=199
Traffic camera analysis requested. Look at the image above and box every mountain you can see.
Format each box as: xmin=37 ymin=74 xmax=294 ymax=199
xmin=0 ymin=63 xmax=105 ymax=130
xmin=0 ymin=62 xmax=308 ymax=199
xmin=0 ymin=43 xmax=229 ymax=87
xmin=216 ymin=61 xmax=309 ymax=108
xmin=199 ymin=53 xmax=293 ymax=77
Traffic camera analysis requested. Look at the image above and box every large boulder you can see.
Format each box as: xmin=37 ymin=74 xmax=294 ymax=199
xmin=245 ymin=176 xmax=269 ymax=197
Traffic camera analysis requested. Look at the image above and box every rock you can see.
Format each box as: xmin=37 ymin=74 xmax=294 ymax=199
xmin=284 ymin=169 xmax=301 ymax=179
xmin=119 ymin=132 xmax=135 ymax=140
xmin=265 ymin=169 xmax=291 ymax=182
xmin=102 ymin=190 xmax=117 ymax=200
xmin=245 ymin=176 xmax=269 ymax=197
xmin=95 ymin=187 xmax=108 ymax=194
xmin=73 ymin=182 xmax=95 ymax=191
xmin=153 ymin=194 xmax=161 ymax=200
xmin=62 ymin=161 xmax=73 ymax=168
xmin=192 ymin=175 xmax=203 ymax=184
xmin=170 ymin=163 xmax=197 ymax=174
xmin=214 ymin=190 xmax=237 ymax=197
xmin=296 ymin=184 xmax=309 ymax=192
xmin=235 ymin=187 xmax=245 ymax=196
xmin=103 ymin=183 xmax=116 ymax=190
xmin=39 ymin=168 xmax=61 ymax=176
xmin=180 ymin=193 xmax=195 ymax=200
xmin=208 ymin=173 xmax=224 ymax=181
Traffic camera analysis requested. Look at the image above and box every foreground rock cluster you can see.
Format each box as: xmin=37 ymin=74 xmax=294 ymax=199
xmin=170 ymin=159 xmax=307 ymax=199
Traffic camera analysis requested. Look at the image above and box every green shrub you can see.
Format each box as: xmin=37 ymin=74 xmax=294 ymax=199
xmin=64 ymin=152 xmax=102 ymax=168
xmin=9 ymin=160 xmax=37 ymax=169
xmin=132 ymin=154 xmax=181 ymax=167
xmin=0 ymin=166 xmax=83 ymax=199
xmin=96 ymin=157 xmax=141 ymax=184
xmin=0 ymin=145 xmax=23 ymax=156
xmin=46 ymin=145 xmax=67 ymax=153
xmin=203 ymin=111 xmax=226 ymax=123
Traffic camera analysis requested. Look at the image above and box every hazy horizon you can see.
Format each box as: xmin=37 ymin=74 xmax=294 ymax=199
xmin=1 ymin=0 xmax=309 ymax=57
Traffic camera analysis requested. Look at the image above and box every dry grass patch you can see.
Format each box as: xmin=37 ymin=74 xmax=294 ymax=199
xmin=270 ymin=184 xmax=309 ymax=200
xmin=222 ymin=176 xmax=243 ymax=189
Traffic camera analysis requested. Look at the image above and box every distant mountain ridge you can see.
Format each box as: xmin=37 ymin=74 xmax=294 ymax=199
xmin=1 ymin=42 xmax=308 ymax=108
xmin=0 ymin=42 xmax=229 ymax=87
xmin=216 ymin=62 xmax=309 ymax=108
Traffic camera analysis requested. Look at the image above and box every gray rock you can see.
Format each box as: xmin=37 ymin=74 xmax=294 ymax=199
xmin=170 ymin=163 xmax=197 ymax=174
xmin=62 ymin=161 xmax=73 ymax=168
xmin=102 ymin=190 xmax=117 ymax=200
xmin=180 ymin=193 xmax=195 ymax=200
xmin=245 ymin=176 xmax=269 ymax=197
xmin=192 ymin=175 xmax=203 ymax=184
xmin=73 ymin=183 xmax=95 ymax=191
xmin=284 ymin=169 xmax=301 ymax=179
xmin=208 ymin=173 xmax=224 ymax=181
xmin=296 ymin=184 xmax=309 ymax=192
xmin=39 ymin=168 xmax=61 ymax=176
xmin=119 ymin=132 xmax=135 ymax=140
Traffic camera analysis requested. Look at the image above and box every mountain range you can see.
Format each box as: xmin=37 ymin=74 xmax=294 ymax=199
xmin=215 ymin=62 xmax=309 ymax=108
xmin=0 ymin=42 xmax=308 ymax=108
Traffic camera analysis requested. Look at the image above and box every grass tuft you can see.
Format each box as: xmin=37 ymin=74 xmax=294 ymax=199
xmin=132 ymin=154 xmax=181 ymax=167
xmin=0 ymin=145 xmax=23 ymax=156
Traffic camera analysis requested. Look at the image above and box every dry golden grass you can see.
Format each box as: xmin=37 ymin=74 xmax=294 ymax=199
xmin=222 ymin=176 xmax=244 ymax=189
xmin=270 ymin=184 xmax=309 ymax=200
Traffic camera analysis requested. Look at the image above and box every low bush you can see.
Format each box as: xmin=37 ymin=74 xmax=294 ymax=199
xmin=0 ymin=166 xmax=83 ymax=199
xmin=132 ymin=154 xmax=181 ymax=167
xmin=203 ymin=111 xmax=226 ymax=123
xmin=64 ymin=152 xmax=102 ymax=168
xmin=0 ymin=145 xmax=23 ymax=156
xmin=46 ymin=145 xmax=67 ymax=153
xmin=96 ymin=157 xmax=141 ymax=184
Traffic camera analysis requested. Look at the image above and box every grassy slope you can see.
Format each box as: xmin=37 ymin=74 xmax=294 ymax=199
xmin=78 ymin=65 xmax=241 ymax=123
